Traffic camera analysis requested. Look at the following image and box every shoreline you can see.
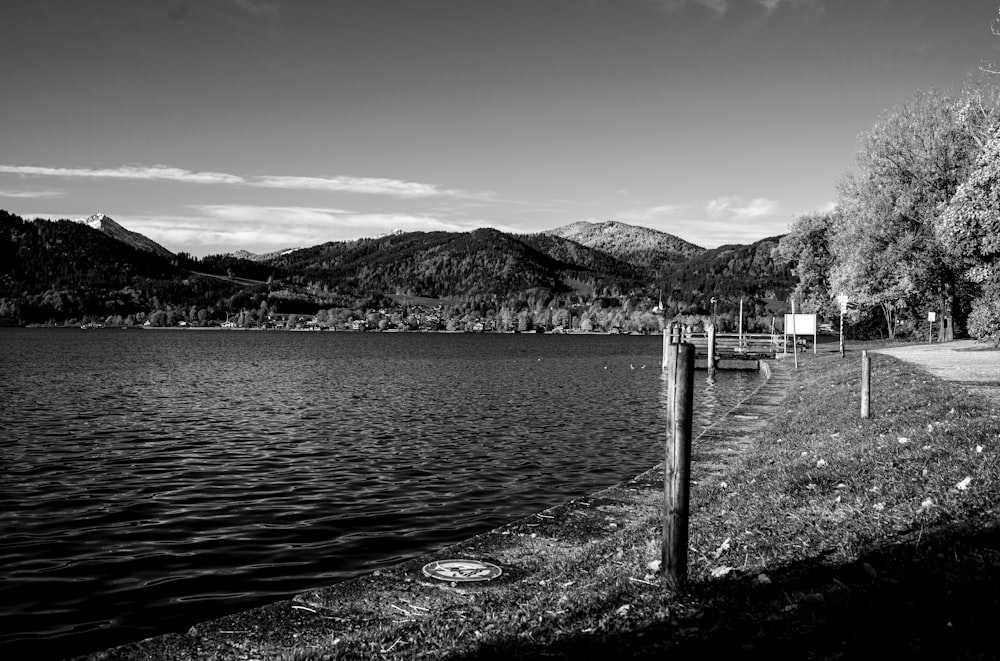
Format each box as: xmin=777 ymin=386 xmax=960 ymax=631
xmin=75 ymin=361 xmax=785 ymax=661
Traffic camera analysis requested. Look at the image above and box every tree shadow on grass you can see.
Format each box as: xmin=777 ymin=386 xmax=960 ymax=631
xmin=448 ymin=515 xmax=1000 ymax=660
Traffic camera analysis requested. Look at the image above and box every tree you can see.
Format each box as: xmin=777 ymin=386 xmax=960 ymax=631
xmin=778 ymin=211 xmax=838 ymax=318
xmin=832 ymin=89 xmax=979 ymax=338
xmin=148 ymin=310 xmax=168 ymax=327
xmin=939 ymin=126 xmax=1000 ymax=343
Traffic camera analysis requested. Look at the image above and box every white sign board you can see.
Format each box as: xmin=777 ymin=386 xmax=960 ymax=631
xmin=784 ymin=313 xmax=817 ymax=335
xmin=928 ymin=311 xmax=937 ymax=322
xmin=836 ymin=294 xmax=849 ymax=314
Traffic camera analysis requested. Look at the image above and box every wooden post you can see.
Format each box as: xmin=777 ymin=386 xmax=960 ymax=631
xmin=861 ymin=350 xmax=871 ymax=419
xmin=738 ymin=298 xmax=744 ymax=344
xmin=706 ymin=324 xmax=716 ymax=376
xmin=663 ymin=343 xmax=694 ymax=589
xmin=839 ymin=309 xmax=845 ymax=358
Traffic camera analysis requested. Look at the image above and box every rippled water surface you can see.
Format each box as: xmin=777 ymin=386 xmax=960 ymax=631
xmin=0 ymin=329 xmax=760 ymax=659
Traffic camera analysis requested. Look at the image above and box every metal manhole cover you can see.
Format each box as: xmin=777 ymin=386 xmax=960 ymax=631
xmin=422 ymin=559 xmax=502 ymax=582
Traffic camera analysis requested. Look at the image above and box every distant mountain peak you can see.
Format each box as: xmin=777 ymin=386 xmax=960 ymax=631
xmin=544 ymin=219 xmax=704 ymax=269
xmin=226 ymin=247 xmax=302 ymax=262
xmin=81 ymin=212 xmax=112 ymax=230
xmin=75 ymin=213 xmax=173 ymax=258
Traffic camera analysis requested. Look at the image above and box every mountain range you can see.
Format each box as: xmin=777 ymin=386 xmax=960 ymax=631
xmin=0 ymin=209 xmax=793 ymax=327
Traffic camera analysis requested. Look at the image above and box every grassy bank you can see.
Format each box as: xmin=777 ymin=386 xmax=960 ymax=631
xmin=277 ymin=347 xmax=998 ymax=660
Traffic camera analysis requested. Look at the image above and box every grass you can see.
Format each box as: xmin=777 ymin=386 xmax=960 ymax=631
xmin=158 ymin=345 xmax=999 ymax=661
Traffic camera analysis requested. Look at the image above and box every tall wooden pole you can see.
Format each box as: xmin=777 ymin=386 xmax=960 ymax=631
xmin=861 ymin=350 xmax=871 ymax=419
xmin=707 ymin=323 xmax=716 ymax=376
xmin=738 ymin=298 xmax=744 ymax=343
xmin=662 ymin=327 xmax=669 ymax=369
xmin=663 ymin=342 xmax=694 ymax=589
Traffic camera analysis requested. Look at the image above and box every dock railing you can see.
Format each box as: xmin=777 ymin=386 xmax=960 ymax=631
xmin=681 ymin=330 xmax=787 ymax=359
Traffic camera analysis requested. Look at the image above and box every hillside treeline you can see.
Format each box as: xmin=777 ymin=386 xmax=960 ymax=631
xmin=0 ymin=209 xmax=795 ymax=331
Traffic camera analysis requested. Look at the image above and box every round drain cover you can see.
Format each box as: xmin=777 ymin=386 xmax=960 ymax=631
xmin=422 ymin=559 xmax=502 ymax=582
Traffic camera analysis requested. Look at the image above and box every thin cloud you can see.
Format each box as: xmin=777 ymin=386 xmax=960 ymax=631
xmin=643 ymin=0 xmax=728 ymax=15
xmin=0 ymin=164 xmax=243 ymax=185
xmin=650 ymin=214 xmax=789 ymax=248
xmin=175 ymin=204 xmax=509 ymax=255
xmin=619 ymin=203 xmax=693 ymax=222
xmin=0 ymin=189 xmax=64 ymax=199
xmin=697 ymin=0 xmax=729 ymax=14
xmin=0 ymin=163 xmax=485 ymax=199
xmin=757 ymin=0 xmax=825 ymax=15
xmin=194 ymin=204 xmax=356 ymax=227
xmin=253 ymin=175 xmax=457 ymax=199
xmin=643 ymin=0 xmax=828 ymax=22
xmin=705 ymin=196 xmax=779 ymax=220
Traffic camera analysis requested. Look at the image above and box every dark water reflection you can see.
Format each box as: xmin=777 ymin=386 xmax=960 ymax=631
xmin=0 ymin=329 xmax=759 ymax=659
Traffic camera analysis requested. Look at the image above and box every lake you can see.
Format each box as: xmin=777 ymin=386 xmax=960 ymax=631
xmin=0 ymin=328 xmax=761 ymax=660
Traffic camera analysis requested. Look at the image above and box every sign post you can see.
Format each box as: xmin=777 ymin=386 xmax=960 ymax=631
xmin=836 ymin=295 xmax=849 ymax=358
xmin=784 ymin=311 xmax=817 ymax=367
xmin=790 ymin=299 xmax=797 ymax=369
xmin=927 ymin=311 xmax=937 ymax=344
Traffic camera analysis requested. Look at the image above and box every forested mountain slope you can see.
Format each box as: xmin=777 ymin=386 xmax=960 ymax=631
xmin=546 ymin=220 xmax=705 ymax=270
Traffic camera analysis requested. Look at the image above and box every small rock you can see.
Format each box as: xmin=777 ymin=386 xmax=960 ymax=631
xmin=755 ymin=573 xmax=771 ymax=585
xmin=956 ymin=477 xmax=972 ymax=491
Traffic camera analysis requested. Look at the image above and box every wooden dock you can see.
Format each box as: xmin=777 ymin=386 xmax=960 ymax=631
xmin=664 ymin=329 xmax=791 ymax=370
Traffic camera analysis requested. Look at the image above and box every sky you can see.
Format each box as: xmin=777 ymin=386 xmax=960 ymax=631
xmin=2 ymin=0 xmax=999 ymax=256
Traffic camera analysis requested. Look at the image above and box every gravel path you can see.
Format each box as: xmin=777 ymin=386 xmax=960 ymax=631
xmin=872 ymin=340 xmax=1000 ymax=404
